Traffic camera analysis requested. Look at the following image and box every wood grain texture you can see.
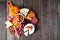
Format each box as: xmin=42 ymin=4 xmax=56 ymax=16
xmin=7 ymin=0 xmax=58 ymax=40
xmin=41 ymin=0 xmax=58 ymax=40
xmin=0 ymin=0 xmax=58 ymax=40
xmin=41 ymin=0 xmax=49 ymax=40
xmin=48 ymin=0 xmax=58 ymax=40
xmin=58 ymin=1 xmax=60 ymax=40
xmin=0 ymin=2 xmax=7 ymax=40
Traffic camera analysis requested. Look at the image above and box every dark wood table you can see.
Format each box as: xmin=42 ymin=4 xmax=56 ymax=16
xmin=0 ymin=0 xmax=59 ymax=40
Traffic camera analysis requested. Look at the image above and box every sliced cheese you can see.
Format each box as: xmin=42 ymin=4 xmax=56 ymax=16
xmin=20 ymin=8 xmax=29 ymax=17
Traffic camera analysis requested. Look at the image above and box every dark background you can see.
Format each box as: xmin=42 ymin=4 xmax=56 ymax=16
xmin=0 ymin=0 xmax=59 ymax=40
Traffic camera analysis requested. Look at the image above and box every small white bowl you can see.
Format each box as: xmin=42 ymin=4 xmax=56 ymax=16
xmin=24 ymin=23 xmax=35 ymax=36
xmin=16 ymin=13 xmax=24 ymax=23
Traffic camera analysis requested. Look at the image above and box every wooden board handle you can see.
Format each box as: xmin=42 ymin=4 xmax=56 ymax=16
xmin=7 ymin=1 xmax=13 ymax=7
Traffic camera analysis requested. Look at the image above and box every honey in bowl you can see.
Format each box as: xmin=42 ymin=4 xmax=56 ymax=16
xmin=14 ymin=14 xmax=24 ymax=23
xmin=19 ymin=14 xmax=24 ymax=23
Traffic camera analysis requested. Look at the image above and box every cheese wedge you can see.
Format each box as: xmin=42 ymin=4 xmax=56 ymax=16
xmin=24 ymin=31 xmax=29 ymax=36
xmin=20 ymin=8 xmax=29 ymax=17
xmin=5 ymin=20 xmax=13 ymax=28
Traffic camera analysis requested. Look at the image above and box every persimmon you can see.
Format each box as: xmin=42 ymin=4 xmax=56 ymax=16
xmin=26 ymin=11 xmax=35 ymax=20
